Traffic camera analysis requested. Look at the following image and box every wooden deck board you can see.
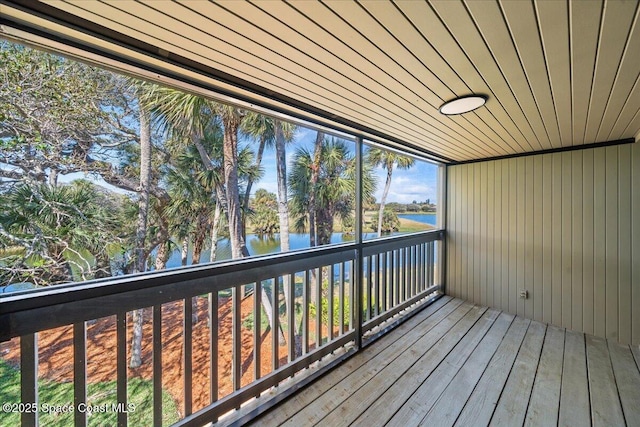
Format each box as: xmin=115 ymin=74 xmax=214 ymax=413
xmin=489 ymin=321 xmax=546 ymax=426
xmin=420 ymin=312 xmax=515 ymax=426
xmin=524 ymin=325 xmax=565 ymax=426
xmin=607 ymin=340 xmax=640 ymax=424
xmin=586 ymin=335 xmax=625 ymax=426
xmin=249 ymin=296 xmax=457 ymax=426
xmin=454 ymin=316 xmax=530 ymax=427
xmin=558 ymin=330 xmax=591 ymax=427
xmin=319 ymin=305 xmax=488 ymax=427
xmin=247 ymin=298 xmax=640 ymax=427
xmin=386 ymin=309 xmax=501 ymax=426
xmin=631 ymin=344 xmax=640 ymax=370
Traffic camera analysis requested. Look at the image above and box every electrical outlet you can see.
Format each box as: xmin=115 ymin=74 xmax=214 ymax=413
xmin=519 ymin=290 xmax=529 ymax=299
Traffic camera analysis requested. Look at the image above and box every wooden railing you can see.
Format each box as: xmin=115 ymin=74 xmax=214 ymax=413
xmin=0 ymin=230 xmax=444 ymax=426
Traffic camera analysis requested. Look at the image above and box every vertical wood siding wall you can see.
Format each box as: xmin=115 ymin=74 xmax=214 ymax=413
xmin=446 ymin=143 xmax=639 ymax=344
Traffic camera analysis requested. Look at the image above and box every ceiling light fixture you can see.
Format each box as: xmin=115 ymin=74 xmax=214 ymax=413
xmin=439 ymin=95 xmax=487 ymax=115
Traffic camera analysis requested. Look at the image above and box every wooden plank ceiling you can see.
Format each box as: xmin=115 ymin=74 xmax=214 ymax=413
xmin=4 ymin=0 xmax=640 ymax=162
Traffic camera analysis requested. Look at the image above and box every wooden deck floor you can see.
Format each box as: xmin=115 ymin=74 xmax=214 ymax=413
xmin=248 ymin=296 xmax=640 ymax=427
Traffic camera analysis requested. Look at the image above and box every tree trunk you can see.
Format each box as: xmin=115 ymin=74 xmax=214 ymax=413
xmin=48 ymin=169 xmax=58 ymax=187
xmin=191 ymin=214 xmax=208 ymax=265
xmin=274 ymin=120 xmax=290 ymax=253
xmin=207 ymin=203 xmax=221 ymax=328
xmin=308 ymin=131 xmax=324 ymax=247
xmin=130 ymin=105 xmax=152 ymax=369
xmin=209 ymin=203 xmax=221 ymax=263
xmin=275 ymin=120 xmax=290 ymax=347
xmin=221 ymin=114 xmax=246 ymax=259
xmin=155 ymin=241 xmax=170 ymax=270
xmin=377 ymin=165 xmax=394 ymax=237
xmin=181 ymin=238 xmax=188 ymax=266
xmin=94 ymin=252 xmax=111 ymax=279
xmin=221 ymin=110 xmax=283 ymax=343
xmin=317 ymin=207 xmax=334 ymax=246
xmin=190 ymin=214 xmax=208 ymax=324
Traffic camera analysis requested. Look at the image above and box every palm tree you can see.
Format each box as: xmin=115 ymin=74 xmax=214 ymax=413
xmin=0 ymin=180 xmax=125 ymax=286
xmin=241 ymin=115 xmax=296 ymax=251
xmin=240 ymin=113 xmax=274 ymax=237
xmin=138 ymin=84 xmax=282 ymax=342
xmin=289 ymin=138 xmax=375 ymax=246
xmin=367 ymin=148 xmax=415 ymax=238
xmin=243 ymin=116 xmax=296 ymax=347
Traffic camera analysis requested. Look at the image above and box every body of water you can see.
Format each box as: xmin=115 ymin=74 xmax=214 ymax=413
xmin=397 ymin=213 xmax=437 ymax=226
xmin=165 ymin=232 xmax=372 ymax=269
xmin=164 ymin=214 xmax=436 ymax=269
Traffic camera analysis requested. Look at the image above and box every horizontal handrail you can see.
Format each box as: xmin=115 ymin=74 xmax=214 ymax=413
xmin=361 ymin=229 xmax=444 ymax=255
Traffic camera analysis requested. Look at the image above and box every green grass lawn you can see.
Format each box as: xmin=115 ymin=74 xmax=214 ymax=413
xmin=397 ymin=216 xmax=435 ymax=233
xmin=0 ymin=359 xmax=179 ymax=426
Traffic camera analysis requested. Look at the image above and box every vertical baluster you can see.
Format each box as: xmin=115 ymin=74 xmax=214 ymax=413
xmin=315 ymin=268 xmax=322 ymax=349
xmin=424 ymin=242 xmax=429 ymax=289
xmin=287 ymin=273 xmax=295 ymax=362
xmin=152 ymin=306 xmax=162 ymax=427
xmin=386 ymin=251 xmax=392 ymax=310
xmin=303 ymin=270 xmax=309 ymax=355
xmin=209 ymin=292 xmax=218 ymax=406
xmin=417 ymin=244 xmax=423 ymax=292
xmin=417 ymin=245 xmax=421 ymax=293
xmin=404 ymin=247 xmax=409 ymax=301
xmin=350 ymin=260 xmax=355 ymax=331
xmin=425 ymin=242 xmax=430 ymax=290
xmin=232 ymin=286 xmax=241 ymax=392
xmin=407 ymin=246 xmax=412 ymax=298
xmin=73 ymin=322 xmax=87 ymax=427
xmin=374 ymin=254 xmax=380 ymax=317
xmin=416 ymin=244 xmax=421 ymax=293
xmin=412 ymin=245 xmax=417 ymax=297
xmin=398 ymin=248 xmax=403 ymax=302
xmin=381 ymin=252 xmax=387 ymax=313
xmin=420 ymin=243 xmax=424 ymax=292
xmin=395 ymin=249 xmax=401 ymax=305
xmin=422 ymin=243 xmax=429 ymax=289
xmin=405 ymin=246 xmax=413 ymax=299
xmin=366 ymin=255 xmax=372 ymax=321
xmin=328 ymin=264 xmax=335 ymax=341
xmin=116 ymin=312 xmax=127 ymax=427
xmin=20 ymin=333 xmax=38 ymax=426
xmin=272 ymin=277 xmax=280 ymax=370
xmin=413 ymin=245 xmax=418 ymax=294
xmin=424 ymin=243 xmax=429 ymax=291
xmin=254 ymin=281 xmax=261 ymax=381
xmin=339 ymin=262 xmax=345 ymax=335
xmin=184 ymin=299 xmax=193 ymax=416
xmin=429 ymin=241 xmax=435 ymax=289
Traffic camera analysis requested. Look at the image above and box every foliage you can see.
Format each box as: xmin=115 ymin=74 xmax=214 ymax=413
xmin=0 ymin=41 xmax=137 ymax=185
xmin=0 ymin=359 xmax=179 ymax=426
xmin=367 ymin=147 xmax=415 ymax=237
xmin=250 ymin=189 xmax=279 ymax=236
xmin=369 ymin=208 xmax=400 ymax=234
xmin=0 ymin=180 xmax=127 ymax=286
xmin=289 ymin=138 xmax=375 ymax=245
xmin=308 ymin=295 xmax=350 ymax=330
xmin=242 ymin=307 xmax=271 ymax=331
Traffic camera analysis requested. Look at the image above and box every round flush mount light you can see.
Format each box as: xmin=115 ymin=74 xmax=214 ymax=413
xmin=439 ymin=95 xmax=487 ymax=115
